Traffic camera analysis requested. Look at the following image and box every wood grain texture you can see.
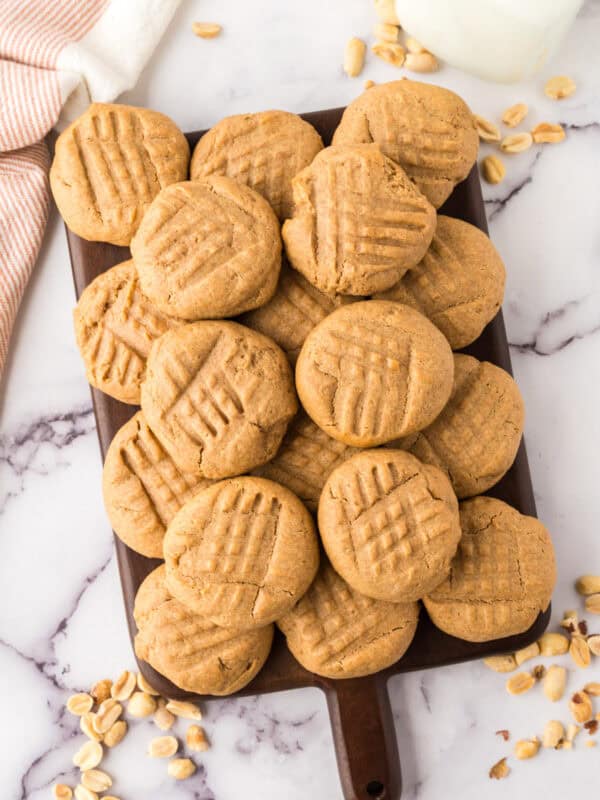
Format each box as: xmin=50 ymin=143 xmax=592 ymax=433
xmin=66 ymin=107 xmax=550 ymax=800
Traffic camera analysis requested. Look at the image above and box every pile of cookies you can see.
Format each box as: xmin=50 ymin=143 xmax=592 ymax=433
xmin=53 ymin=79 xmax=556 ymax=695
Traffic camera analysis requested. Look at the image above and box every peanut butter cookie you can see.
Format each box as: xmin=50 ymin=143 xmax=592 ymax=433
xmin=295 ymin=301 xmax=454 ymax=446
xmin=102 ymin=412 xmax=213 ymax=558
xmin=140 ymin=321 xmax=297 ymax=478
xmin=134 ymin=565 xmax=273 ymax=695
xmin=131 ymin=178 xmax=281 ymax=320
xmin=190 ymin=110 xmax=323 ymax=220
xmin=377 ymin=216 xmax=506 ymax=349
xmin=399 ymin=354 xmax=524 ymax=498
xmin=163 ymin=477 xmax=319 ymax=629
xmin=319 ymin=449 xmax=460 ymax=602
xmin=73 ymin=260 xmax=181 ymax=404
xmin=282 ymin=145 xmax=436 ymax=295
xmin=424 ymin=497 xmax=556 ymax=642
xmin=241 ymin=262 xmax=356 ymax=364
xmin=253 ymin=410 xmax=359 ymax=511
xmin=50 ymin=103 xmax=189 ymax=245
xmin=277 ymin=562 xmax=419 ymax=678
xmin=332 ymin=80 xmax=478 ymax=208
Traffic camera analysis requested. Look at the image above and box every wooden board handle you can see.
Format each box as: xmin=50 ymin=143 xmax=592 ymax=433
xmin=325 ymin=675 xmax=401 ymax=800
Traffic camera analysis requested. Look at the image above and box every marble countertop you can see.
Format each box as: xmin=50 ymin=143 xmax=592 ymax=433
xmin=2 ymin=1 xmax=600 ymax=798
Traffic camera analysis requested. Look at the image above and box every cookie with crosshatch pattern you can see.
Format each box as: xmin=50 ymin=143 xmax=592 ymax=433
xmin=252 ymin=410 xmax=360 ymax=511
xmin=190 ymin=109 xmax=324 ymax=221
xmin=163 ymin=477 xmax=319 ymax=629
xmin=295 ymin=300 xmax=454 ymax=447
xmin=140 ymin=320 xmax=297 ymax=478
xmin=50 ymin=103 xmax=189 ymax=245
xmin=73 ymin=260 xmax=181 ymax=404
xmin=102 ymin=412 xmax=214 ymax=558
xmin=376 ymin=215 xmax=506 ymax=350
xmin=332 ymin=79 xmax=478 ymax=208
xmin=282 ymin=145 xmax=436 ymax=296
xmin=277 ymin=562 xmax=419 ymax=678
xmin=240 ymin=262 xmax=357 ymax=365
xmin=131 ymin=178 xmax=281 ymax=320
xmin=134 ymin=565 xmax=273 ymax=695
xmin=397 ymin=354 xmax=524 ymax=498
xmin=318 ymin=449 xmax=461 ymax=602
xmin=423 ymin=497 xmax=556 ymax=642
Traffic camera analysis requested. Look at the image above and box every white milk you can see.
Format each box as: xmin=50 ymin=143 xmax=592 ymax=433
xmin=394 ymin=0 xmax=583 ymax=82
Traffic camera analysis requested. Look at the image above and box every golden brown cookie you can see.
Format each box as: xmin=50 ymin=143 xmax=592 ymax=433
xmin=423 ymin=497 xmax=556 ymax=642
xmin=277 ymin=562 xmax=419 ymax=678
xmin=253 ymin=411 xmax=359 ymax=511
xmin=399 ymin=354 xmax=524 ymax=498
xmin=190 ymin=110 xmax=323 ymax=220
xmin=376 ymin=216 xmax=506 ymax=349
xmin=332 ymin=80 xmax=478 ymax=208
xmin=140 ymin=321 xmax=297 ymax=479
xmin=240 ymin=262 xmax=356 ymax=364
xmin=50 ymin=103 xmax=189 ymax=245
xmin=163 ymin=477 xmax=319 ymax=629
xmin=131 ymin=178 xmax=281 ymax=320
xmin=134 ymin=565 xmax=273 ymax=695
xmin=73 ymin=260 xmax=181 ymax=404
xmin=295 ymin=300 xmax=454 ymax=446
xmin=282 ymin=145 xmax=436 ymax=295
xmin=319 ymin=449 xmax=460 ymax=602
xmin=102 ymin=412 xmax=214 ymax=558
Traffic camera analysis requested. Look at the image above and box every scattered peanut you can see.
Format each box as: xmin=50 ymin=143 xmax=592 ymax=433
xmin=514 ymin=737 xmax=540 ymax=759
xmin=538 ymin=632 xmax=569 ymax=656
xmin=66 ymin=693 xmax=94 ymax=716
xmin=191 ymin=22 xmax=221 ymax=39
xmin=90 ymin=680 xmax=112 ymax=705
xmin=404 ymin=51 xmax=438 ymax=72
xmin=374 ymin=0 xmax=400 ymax=25
xmin=473 ymin=114 xmax=501 ymax=143
xmin=405 ymin=36 xmax=427 ymax=54
xmin=481 ymin=155 xmax=506 ymax=184
xmin=515 ymin=642 xmax=539 ymax=666
xmin=585 ymin=594 xmax=600 ymax=614
xmin=187 ymin=724 xmax=210 ymax=752
xmin=544 ymin=75 xmax=576 ymax=100
xmin=576 ymin=575 xmax=600 ymax=595
xmin=168 ymin=758 xmax=197 ymax=780
xmin=531 ymin=122 xmax=566 ymax=144
xmin=561 ymin=609 xmax=578 ymax=630
xmin=483 ymin=654 xmax=517 ymax=673
xmin=137 ymin=673 xmax=160 ymax=696
xmin=588 ymin=635 xmax=600 ymax=656
xmin=73 ymin=740 xmax=103 ymax=771
xmin=570 ymin=691 xmax=593 ymax=723
xmin=165 ymin=700 xmax=202 ymax=721
xmin=565 ymin=722 xmax=581 ymax=747
xmin=53 ymin=786 xmax=73 ymax=800
xmin=154 ymin=698 xmax=176 ymax=731
xmin=570 ymin=636 xmax=591 ymax=669
xmin=80 ymin=712 xmax=102 ymax=742
xmin=344 ymin=37 xmax=366 ymax=77
xmin=81 ymin=770 xmax=112 ymax=793
xmin=127 ymin=691 xmax=157 ymax=718
xmin=543 ymin=665 xmax=567 ymax=702
xmin=111 ymin=671 xmax=136 ymax=702
xmin=506 ymin=672 xmax=536 ymax=695
xmin=531 ymin=664 xmax=546 ymax=681
xmin=93 ymin=699 xmax=122 ymax=734
xmin=364 ymin=79 xmax=376 ymax=89
xmin=584 ymin=682 xmax=600 ymax=696
xmin=502 ymin=103 xmax=528 ymax=127
xmin=373 ymin=22 xmax=399 ymax=42
xmin=489 ymin=757 xmax=510 ymax=780
xmin=542 ymin=720 xmax=565 ymax=748
xmin=103 ymin=720 xmax=127 ymax=748
xmin=74 ymin=787 xmax=97 ymax=800
xmin=148 ymin=735 xmax=179 ymax=758
xmin=500 ymin=132 xmax=533 ymax=154
xmin=372 ymin=42 xmax=406 ymax=67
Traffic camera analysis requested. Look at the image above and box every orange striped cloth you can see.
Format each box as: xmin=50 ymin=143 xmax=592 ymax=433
xmin=0 ymin=0 xmax=181 ymax=377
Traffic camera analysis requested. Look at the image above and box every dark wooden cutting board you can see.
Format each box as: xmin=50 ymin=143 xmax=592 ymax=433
xmin=66 ymin=106 xmax=550 ymax=800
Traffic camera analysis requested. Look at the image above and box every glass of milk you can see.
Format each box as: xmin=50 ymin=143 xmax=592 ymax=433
xmin=394 ymin=0 xmax=584 ymax=82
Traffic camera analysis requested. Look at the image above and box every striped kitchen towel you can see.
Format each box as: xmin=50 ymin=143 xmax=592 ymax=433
xmin=0 ymin=0 xmax=181 ymax=378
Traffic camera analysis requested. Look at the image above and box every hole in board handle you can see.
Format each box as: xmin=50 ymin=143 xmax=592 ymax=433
xmin=366 ymin=780 xmax=385 ymax=798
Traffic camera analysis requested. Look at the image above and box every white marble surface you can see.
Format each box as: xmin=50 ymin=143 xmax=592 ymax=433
xmin=2 ymin=1 xmax=600 ymax=798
